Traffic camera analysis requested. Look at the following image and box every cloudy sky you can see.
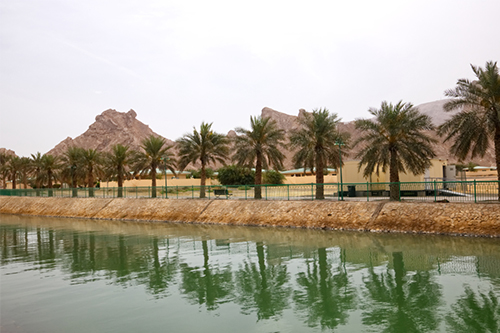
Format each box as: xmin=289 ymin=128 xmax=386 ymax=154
xmin=1 ymin=0 xmax=499 ymax=157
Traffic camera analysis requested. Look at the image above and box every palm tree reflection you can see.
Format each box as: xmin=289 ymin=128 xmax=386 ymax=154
xmin=446 ymin=285 xmax=500 ymax=333
xmin=235 ymin=242 xmax=291 ymax=320
xmin=180 ymin=240 xmax=233 ymax=310
xmin=362 ymin=252 xmax=442 ymax=332
xmin=293 ymin=247 xmax=356 ymax=330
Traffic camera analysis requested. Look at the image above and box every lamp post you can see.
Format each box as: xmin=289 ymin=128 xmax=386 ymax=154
xmin=335 ymin=139 xmax=344 ymax=201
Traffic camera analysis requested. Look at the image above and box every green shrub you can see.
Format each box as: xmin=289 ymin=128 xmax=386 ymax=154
xmin=217 ymin=165 xmax=255 ymax=185
xmin=187 ymin=168 xmax=215 ymax=179
xmin=263 ymin=170 xmax=285 ymax=184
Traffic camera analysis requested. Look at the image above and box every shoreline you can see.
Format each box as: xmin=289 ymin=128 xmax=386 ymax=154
xmin=0 ymin=197 xmax=499 ymax=237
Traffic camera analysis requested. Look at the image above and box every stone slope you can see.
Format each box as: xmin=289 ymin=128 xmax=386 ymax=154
xmin=46 ymin=109 xmax=175 ymax=156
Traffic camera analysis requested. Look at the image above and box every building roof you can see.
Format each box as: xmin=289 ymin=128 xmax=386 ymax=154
xmin=280 ymin=168 xmax=337 ymax=175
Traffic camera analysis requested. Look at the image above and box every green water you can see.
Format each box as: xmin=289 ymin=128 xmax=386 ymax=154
xmin=1 ymin=214 xmax=499 ymax=333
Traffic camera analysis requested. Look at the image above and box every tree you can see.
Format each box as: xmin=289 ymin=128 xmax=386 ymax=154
xmin=177 ymin=122 xmax=229 ymax=198
xmin=217 ymin=165 xmax=255 ymax=186
xmin=80 ymin=149 xmax=103 ymax=197
xmin=354 ymin=101 xmax=436 ymax=201
xmin=105 ymin=144 xmax=133 ymax=198
xmin=0 ymin=153 xmax=11 ymax=189
xmin=289 ymin=108 xmax=349 ymax=199
xmin=133 ymin=135 xmax=176 ymax=198
xmin=18 ymin=157 xmax=32 ymax=189
xmin=61 ymin=147 xmax=84 ymax=197
xmin=6 ymin=156 xmax=24 ymax=189
xmin=40 ymin=154 xmax=61 ymax=196
xmin=233 ymin=116 xmax=286 ymax=199
xmin=262 ymin=170 xmax=285 ymax=185
xmin=30 ymin=152 xmax=44 ymax=189
xmin=438 ymin=61 xmax=500 ymax=200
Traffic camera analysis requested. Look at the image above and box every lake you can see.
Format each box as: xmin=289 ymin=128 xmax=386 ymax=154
xmin=1 ymin=214 xmax=499 ymax=332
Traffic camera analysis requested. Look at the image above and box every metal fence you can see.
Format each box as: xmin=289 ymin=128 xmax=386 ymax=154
xmin=1 ymin=180 xmax=498 ymax=203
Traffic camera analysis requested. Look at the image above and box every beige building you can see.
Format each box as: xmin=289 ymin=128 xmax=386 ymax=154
xmin=102 ymin=170 xmax=220 ymax=188
xmin=341 ymin=159 xmax=451 ymax=184
xmin=464 ymin=166 xmax=498 ymax=181
xmin=281 ymin=168 xmax=338 ymax=184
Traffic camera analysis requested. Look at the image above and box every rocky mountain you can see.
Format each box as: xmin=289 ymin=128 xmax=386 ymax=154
xmin=42 ymin=101 xmax=495 ymax=169
xmin=0 ymin=148 xmax=17 ymax=157
xmin=47 ymin=109 xmax=175 ymax=156
xmin=262 ymin=100 xmax=495 ymax=167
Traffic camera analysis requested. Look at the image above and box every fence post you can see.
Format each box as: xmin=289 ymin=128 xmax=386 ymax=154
xmin=265 ymin=185 xmax=267 ymax=200
xmin=192 ymin=185 xmax=194 ymax=199
xmin=367 ymin=182 xmax=369 ymax=202
xmin=474 ymin=179 xmax=477 ymax=203
xmin=311 ymin=183 xmax=314 ymax=201
xmin=434 ymin=180 xmax=437 ymax=202
xmin=287 ymin=184 xmax=290 ymax=201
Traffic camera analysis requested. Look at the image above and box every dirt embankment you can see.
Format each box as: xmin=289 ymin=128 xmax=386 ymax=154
xmin=0 ymin=197 xmax=499 ymax=237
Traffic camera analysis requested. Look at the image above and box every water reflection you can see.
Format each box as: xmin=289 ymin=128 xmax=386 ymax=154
xmin=1 ymin=215 xmax=499 ymax=332
xmin=294 ymin=247 xmax=356 ymax=329
xmin=447 ymin=286 xmax=500 ymax=333
xmin=236 ymin=241 xmax=291 ymax=320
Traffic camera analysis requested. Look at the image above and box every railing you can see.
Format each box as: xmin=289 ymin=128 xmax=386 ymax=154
xmin=0 ymin=180 xmax=498 ymax=203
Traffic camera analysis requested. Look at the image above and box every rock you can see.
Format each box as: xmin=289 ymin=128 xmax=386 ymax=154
xmin=46 ymin=109 xmax=174 ymax=156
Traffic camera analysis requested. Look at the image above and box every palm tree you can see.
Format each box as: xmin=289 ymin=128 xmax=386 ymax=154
xmin=0 ymin=153 xmax=10 ymax=189
xmin=177 ymin=122 xmax=229 ymax=198
xmin=30 ymin=152 xmax=44 ymax=191
xmin=289 ymin=108 xmax=349 ymax=200
xmin=438 ymin=61 xmax=500 ymax=200
xmin=233 ymin=116 xmax=286 ymax=199
xmin=62 ymin=147 xmax=84 ymax=197
xmin=354 ymin=101 xmax=436 ymax=201
xmin=6 ymin=156 xmax=24 ymax=189
xmin=133 ymin=135 xmax=176 ymax=198
xmin=40 ymin=154 xmax=61 ymax=196
xmin=105 ymin=144 xmax=133 ymax=198
xmin=18 ymin=157 xmax=32 ymax=189
xmin=80 ymin=149 xmax=103 ymax=197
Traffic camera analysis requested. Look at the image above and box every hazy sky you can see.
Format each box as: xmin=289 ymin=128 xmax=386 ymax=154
xmin=1 ymin=0 xmax=499 ymax=157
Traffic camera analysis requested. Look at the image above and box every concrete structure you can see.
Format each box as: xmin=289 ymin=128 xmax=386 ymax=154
xmin=1 ymin=197 xmax=499 ymax=237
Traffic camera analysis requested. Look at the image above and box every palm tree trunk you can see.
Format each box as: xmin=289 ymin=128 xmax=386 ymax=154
xmin=315 ymin=152 xmax=324 ymax=199
xmin=48 ymin=169 xmax=53 ymax=197
xmin=72 ymin=171 xmax=78 ymax=198
xmin=495 ymin=125 xmax=500 ymax=201
xmin=255 ymin=153 xmax=262 ymax=199
xmin=88 ymin=169 xmax=94 ymax=198
xmin=389 ymin=150 xmax=400 ymax=201
xmin=200 ymin=162 xmax=206 ymax=199
xmin=151 ymin=165 xmax=157 ymax=198
xmin=117 ymin=169 xmax=123 ymax=198
xmin=12 ymin=174 xmax=16 ymax=190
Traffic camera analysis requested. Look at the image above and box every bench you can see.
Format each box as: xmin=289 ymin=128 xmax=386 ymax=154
xmin=213 ymin=189 xmax=232 ymax=198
